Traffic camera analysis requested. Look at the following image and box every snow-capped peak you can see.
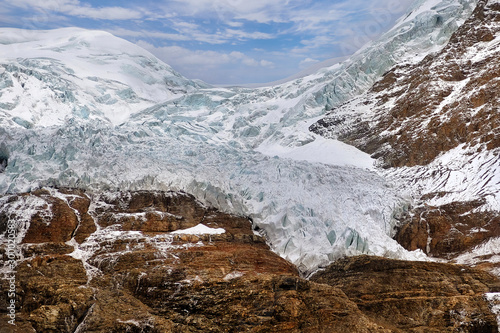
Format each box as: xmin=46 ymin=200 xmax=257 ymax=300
xmin=0 ymin=28 xmax=206 ymax=126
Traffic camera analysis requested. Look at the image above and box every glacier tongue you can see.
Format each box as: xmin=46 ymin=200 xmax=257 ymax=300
xmin=0 ymin=0 xmax=478 ymax=273
xmin=0 ymin=123 xmax=419 ymax=274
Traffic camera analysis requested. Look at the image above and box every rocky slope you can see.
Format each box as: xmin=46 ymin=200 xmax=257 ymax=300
xmin=312 ymin=0 xmax=500 ymax=273
xmin=1 ymin=188 xmax=500 ymax=332
xmin=312 ymin=255 xmax=500 ymax=332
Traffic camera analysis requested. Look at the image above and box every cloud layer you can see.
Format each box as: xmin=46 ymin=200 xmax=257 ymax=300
xmin=1 ymin=0 xmax=415 ymax=84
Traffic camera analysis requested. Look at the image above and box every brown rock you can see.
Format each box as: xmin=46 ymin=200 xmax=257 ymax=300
xmin=2 ymin=188 xmax=500 ymax=332
xmin=311 ymin=0 xmax=500 ymax=267
xmin=1 ymin=188 xmax=388 ymax=332
xmin=93 ymin=191 xmax=206 ymax=232
xmin=311 ymin=256 xmax=500 ymax=332
xmin=0 ymin=189 xmax=97 ymax=245
xmin=0 ymin=255 xmax=94 ymax=332
xmin=312 ymin=0 xmax=500 ymax=168
xmin=395 ymin=200 xmax=500 ymax=258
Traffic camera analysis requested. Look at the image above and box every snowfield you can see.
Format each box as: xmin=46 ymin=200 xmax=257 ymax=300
xmin=0 ymin=0 xmax=478 ymax=273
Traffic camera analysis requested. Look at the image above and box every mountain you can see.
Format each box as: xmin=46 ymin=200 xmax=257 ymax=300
xmin=312 ymin=0 xmax=500 ymax=274
xmin=3 ymin=0 xmax=500 ymax=331
xmin=0 ymin=28 xmax=206 ymax=128
xmin=0 ymin=0 xmax=479 ymax=274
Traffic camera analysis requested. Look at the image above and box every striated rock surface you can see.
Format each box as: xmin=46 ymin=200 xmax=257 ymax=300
xmin=395 ymin=200 xmax=500 ymax=259
xmin=1 ymin=188 xmax=500 ymax=332
xmin=312 ymin=0 xmax=500 ymax=169
xmin=311 ymin=255 xmax=500 ymax=332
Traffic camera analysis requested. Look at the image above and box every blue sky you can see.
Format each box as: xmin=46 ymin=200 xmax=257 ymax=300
xmin=0 ymin=0 xmax=415 ymax=85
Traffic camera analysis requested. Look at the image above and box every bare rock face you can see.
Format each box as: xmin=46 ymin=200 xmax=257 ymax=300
xmin=313 ymin=0 xmax=500 ymax=168
xmin=0 ymin=188 xmax=96 ymax=245
xmin=395 ymin=200 xmax=500 ymax=258
xmin=311 ymin=255 xmax=500 ymax=333
xmin=15 ymin=255 xmax=94 ymax=333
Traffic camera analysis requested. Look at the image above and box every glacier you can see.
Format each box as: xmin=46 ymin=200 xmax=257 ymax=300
xmin=0 ymin=0 xmax=478 ymax=273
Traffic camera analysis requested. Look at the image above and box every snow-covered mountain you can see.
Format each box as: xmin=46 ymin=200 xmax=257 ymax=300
xmin=0 ymin=0 xmax=482 ymax=273
xmin=0 ymin=28 xmax=206 ymax=127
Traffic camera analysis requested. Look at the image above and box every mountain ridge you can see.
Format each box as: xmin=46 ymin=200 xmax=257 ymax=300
xmin=311 ymin=0 xmax=500 ymax=274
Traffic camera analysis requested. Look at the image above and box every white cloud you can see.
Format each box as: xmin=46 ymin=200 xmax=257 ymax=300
xmin=226 ymin=21 xmax=244 ymax=28
xmin=225 ymin=28 xmax=274 ymax=41
xmin=260 ymin=60 xmax=274 ymax=68
xmin=107 ymin=28 xmax=191 ymax=42
xmin=108 ymin=25 xmax=274 ymax=45
xmin=136 ymin=40 xmax=277 ymax=84
xmin=8 ymin=0 xmax=144 ymax=20
xmin=299 ymin=57 xmax=319 ymax=69
xmin=2 ymin=0 xmax=416 ymax=84
xmin=137 ymin=41 xmax=271 ymax=69
xmin=166 ymin=0 xmax=290 ymax=22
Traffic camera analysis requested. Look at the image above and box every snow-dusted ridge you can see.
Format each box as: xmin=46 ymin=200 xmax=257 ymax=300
xmin=0 ymin=0 xmax=479 ymax=273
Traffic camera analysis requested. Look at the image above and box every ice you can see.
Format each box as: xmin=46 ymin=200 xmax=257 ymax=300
xmin=0 ymin=0 xmax=478 ymax=273
xmin=0 ymin=194 xmax=53 ymax=245
xmin=223 ymin=271 xmax=245 ymax=281
xmin=0 ymin=123 xmax=421 ymax=274
xmin=454 ymin=237 xmax=500 ymax=269
xmin=171 ymin=224 xmax=226 ymax=235
xmin=0 ymin=28 xmax=207 ymax=127
xmin=383 ymin=143 xmax=500 ymax=215
xmin=312 ymin=0 xmax=500 ymax=239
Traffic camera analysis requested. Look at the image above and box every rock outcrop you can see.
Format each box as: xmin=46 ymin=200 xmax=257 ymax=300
xmin=312 ymin=0 xmax=500 ymax=169
xmin=0 ymin=188 xmax=384 ymax=332
xmin=1 ymin=188 xmax=500 ymax=332
xmin=312 ymin=255 xmax=500 ymax=332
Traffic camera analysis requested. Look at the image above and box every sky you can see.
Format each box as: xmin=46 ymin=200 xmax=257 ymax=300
xmin=0 ymin=0 xmax=415 ymax=85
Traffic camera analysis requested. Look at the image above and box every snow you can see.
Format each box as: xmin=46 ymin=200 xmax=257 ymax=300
xmin=256 ymin=116 xmax=374 ymax=169
xmin=454 ymin=237 xmax=500 ymax=269
xmin=171 ymin=224 xmax=226 ymax=235
xmin=0 ymin=0 xmax=479 ymax=273
xmin=257 ymin=135 xmax=374 ymax=169
xmin=66 ymin=224 xmax=205 ymax=281
xmin=0 ymin=194 xmax=53 ymax=245
xmin=0 ymin=28 xmax=206 ymax=126
xmin=223 ymin=271 xmax=245 ymax=281
xmin=316 ymin=0 xmax=500 ymax=233
xmin=383 ymin=139 xmax=500 ymax=215
xmin=485 ymin=292 xmax=500 ymax=331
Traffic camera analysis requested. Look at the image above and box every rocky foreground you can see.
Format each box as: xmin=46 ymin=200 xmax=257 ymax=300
xmin=1 ymin=188 xmax=499 ymax=332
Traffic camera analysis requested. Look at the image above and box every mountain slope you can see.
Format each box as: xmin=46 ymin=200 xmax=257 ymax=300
xmin=3 ymin=189 xmax=498 ymax=332
xmin=312 ymin=0 xmax=500 ymax=271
